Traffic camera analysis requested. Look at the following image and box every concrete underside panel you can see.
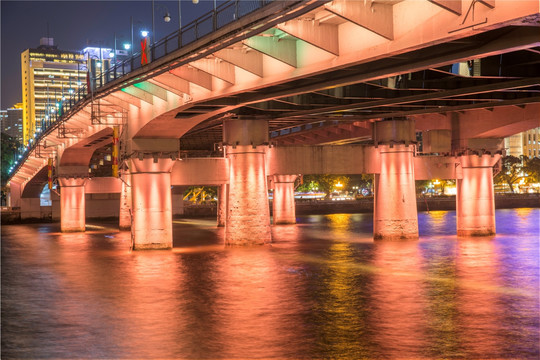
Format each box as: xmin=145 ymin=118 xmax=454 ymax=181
xmin=171 ymin=158 xmax=229 ymax=185
xmin=266 ymin=145 xmax=381 ymax=175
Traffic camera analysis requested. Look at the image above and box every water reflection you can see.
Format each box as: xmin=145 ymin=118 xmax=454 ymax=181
xmin=456 ymin=239 xmax=503 ymax=358
xmin=372 ymin=240 xmax=429 ymax=358
xmin=1 ymin=209 xmax=539 ymax=359
xmin=421 ymin=240 xmax=464 ymax=357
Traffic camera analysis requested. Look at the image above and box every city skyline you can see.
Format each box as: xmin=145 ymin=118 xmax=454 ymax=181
xmin=1 ymin=0 xmax=215 ymax=109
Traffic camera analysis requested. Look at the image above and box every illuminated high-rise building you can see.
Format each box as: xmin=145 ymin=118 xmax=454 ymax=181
xmin=505 ymin=127 xmax=540 ymax=159
xmin=0 ymin=103 xmax=23 ymax=143
xmin=21 ymin=37 xmax=86 ymax=145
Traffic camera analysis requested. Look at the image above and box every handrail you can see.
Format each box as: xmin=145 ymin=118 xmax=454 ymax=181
xmin=8 ymin=0 xmax=274 ymax=182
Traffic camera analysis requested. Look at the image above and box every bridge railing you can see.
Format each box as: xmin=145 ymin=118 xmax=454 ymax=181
xmin=99 ymin=0 xmax=272 ymax=86
xmin=9 ymin=0 xmax=274 ymax=181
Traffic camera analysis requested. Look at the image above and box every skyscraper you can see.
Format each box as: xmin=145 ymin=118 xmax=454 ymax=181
xmin=21 ymin=37 xmax=86 ymax=145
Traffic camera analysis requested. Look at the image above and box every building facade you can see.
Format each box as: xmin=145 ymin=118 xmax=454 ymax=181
xmin=505 ymin=127 xmax=540 ymax=158
xmin=21 ymin=38 xmax=86 ymax=145
xmin=0 ymin=104 xmax=23 ymax=143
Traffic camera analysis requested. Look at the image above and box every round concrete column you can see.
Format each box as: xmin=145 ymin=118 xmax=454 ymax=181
xmin=373 ymin=144 xmax=418 ymax=240
xmin=119 ymin=171 xmax=132 ymax=231
xmin=223 ymin=117 xmax=271 ymax=245
xmin=130 ymin=158 xmax=175 ymax=250
xmin=217 ymin=184 xmax=227 ymax=227
xmin=456 ymin=154 xmax=499 ymax=236
xmin=59 ymin=177 xmax=87 ymax=232
xmin=225 ymin=146 xmax=271 ymax=245
xmin=272 ymin=175 xmax=297 ymax=225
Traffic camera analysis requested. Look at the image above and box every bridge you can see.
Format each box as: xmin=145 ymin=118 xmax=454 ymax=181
xmin=7 ymin=0 xmax=540 ymax=249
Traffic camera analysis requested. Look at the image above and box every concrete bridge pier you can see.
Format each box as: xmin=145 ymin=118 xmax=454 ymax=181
xmin=223 ymin=118 xmax=271 ymax=245
xmin=119 ymin=171 xmax=132 ymax=231
xmin=271 ymin=175 xmax=297 ymax=224
xmin=456 ymin=153 xmax=500 ymax=236
xmin=130 ymin=157 xmax=175 ymax=249
xmin=373 ymin=119 xmax=418 ymax=240
xmin=217 ymin=184 xmax=227 ymax=227
xmin=59 ymin=177 xmax=87 ymax=232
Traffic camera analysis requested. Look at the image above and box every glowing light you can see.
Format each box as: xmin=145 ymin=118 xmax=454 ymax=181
xmin=140 ymin=30 xmax=149 ymax=37
xmin=96 ymin=62 xmax=102 ymax=68
xmin=335 ymin=181 xmax=343 ymax=188
xmin=123 ymin=43 xmax=131 ymax=50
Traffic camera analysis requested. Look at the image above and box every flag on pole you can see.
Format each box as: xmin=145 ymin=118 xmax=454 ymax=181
xmin=47 ymin=158 xmax=53 ymax=189
xmin=112 ymin=126 xmax=119 ymax=177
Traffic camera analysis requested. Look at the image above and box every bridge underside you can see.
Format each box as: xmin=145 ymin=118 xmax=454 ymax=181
xmin=7 ymin=0 xmax=540 ymax=247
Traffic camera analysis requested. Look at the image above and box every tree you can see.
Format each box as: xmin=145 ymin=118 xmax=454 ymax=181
xmin=300 ymin=174 xmax=350 ymax=198
xmin=1 ymin=133 xmax=20 ymax=186
xmin=494 ymin=155 xmax=522 ymax=193
xmin=523 ymin=156 xmax=540 ymax=184
xmin=415 ymin=180 xmax=431 ymax=194
xmin=439 ymin=179 xmax=455 ymax=195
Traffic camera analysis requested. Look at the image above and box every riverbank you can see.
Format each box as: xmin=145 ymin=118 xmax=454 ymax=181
xmin=181 ymin=193 xmax=539 ymax=217
xmin=294 ymin=193 xmax=539 ymax=215
xmin=2 ymin=194 xmax=538 ymax=224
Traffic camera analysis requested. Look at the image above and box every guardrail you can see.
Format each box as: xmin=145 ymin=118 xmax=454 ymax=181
xmin=9 ymin=0 xmax=274 ymax=181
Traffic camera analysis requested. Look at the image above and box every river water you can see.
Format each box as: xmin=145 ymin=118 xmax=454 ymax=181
xmin=2 ymin=208 xmax=539 ymax=359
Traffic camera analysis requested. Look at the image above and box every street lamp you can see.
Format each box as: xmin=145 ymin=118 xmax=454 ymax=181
xmin=130 ymin=17 xmax=149 ymax=57
xmin=152 ymin=1 xmax=172 ymax=45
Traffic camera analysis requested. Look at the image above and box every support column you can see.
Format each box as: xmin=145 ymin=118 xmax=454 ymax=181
xmin=171 ymin=186 xmax=186 ymax=217
xmin=373 ymin=144 xmax=418 ymax=239
xmin=217 ymin=184 xmax=227 ymax=227
xmin=119 ymin=171 xmax=132 ymax=231
xmin=223 ymin=117 xmax=271 ymax=245
xmin=272 ymin=175 xmax=297 ymax=224
xmin=456 ymin=154 xmax=499 ymax=236
xmin=130 ymin=157 xmax=175 ymax=250
xmin=59 ymin=177 xmax=87 ymax=232
xmin=373 ymin=119 xmax=418 ymax=240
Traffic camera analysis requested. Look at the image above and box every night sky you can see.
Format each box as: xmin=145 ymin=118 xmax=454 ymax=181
xmin=1 ymin=0 xmax=216 ymax=109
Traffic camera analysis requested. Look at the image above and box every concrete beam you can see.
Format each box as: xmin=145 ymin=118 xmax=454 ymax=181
xmin=414 ymin=155 xmax=458 ymax=180
xmin=244 ymin=32 xmax=297 ymax=68
xmin=170 ymin=66 xmax=213 ymax=91
xmin=153 ymin=72 xmax=191 ymax=94
xmin=121 ymin=86 xmax=154 ymax=105
xmin=277 ymin=19 xmax=339 ymax=55
xmin=325 ymin=0 xmax=395 ymax=40
xmin=266 ymin=145 xmax=380 ymax=175
xmin=428 ymin=0 xmax=462 ymax=15
xmin=85 ymin=177 xmax=122 ymax=194
xmin=170 ymin=158 xmax=229 ymax=186
xmin=214 ymin=48 xmax=264 ymax=77
xmin=190 ymin=58 xmax=236 ymax=85
xmin=133 ymin=81 xmax=169 ymax=102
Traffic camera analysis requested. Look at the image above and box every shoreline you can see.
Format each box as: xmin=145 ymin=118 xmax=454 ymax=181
xmin=2 ymin=193 xmax=538 ymax=225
